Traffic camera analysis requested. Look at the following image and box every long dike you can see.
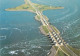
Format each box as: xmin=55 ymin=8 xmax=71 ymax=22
xmin=25 ymin=0 xmax=78 ymax=56
xmin=5 ymin=0 xmax=80 ymax=55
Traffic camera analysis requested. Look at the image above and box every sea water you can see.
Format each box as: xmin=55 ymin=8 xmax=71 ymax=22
xmin=0 ymin=0 xmax=52 ymax=56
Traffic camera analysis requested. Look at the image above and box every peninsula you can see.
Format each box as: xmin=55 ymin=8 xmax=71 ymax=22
xmin=5 ymin=2 xmax=63 ymax=13
xmin=5 ymin=0 xmax=80 ymax=56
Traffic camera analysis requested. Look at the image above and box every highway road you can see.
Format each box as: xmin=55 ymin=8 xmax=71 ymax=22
xmin=24 ymin=0 xmax=78 ymax=56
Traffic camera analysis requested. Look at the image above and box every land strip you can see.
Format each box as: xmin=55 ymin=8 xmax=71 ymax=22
xmin=5 ymin=0 xmax=80 ymax=56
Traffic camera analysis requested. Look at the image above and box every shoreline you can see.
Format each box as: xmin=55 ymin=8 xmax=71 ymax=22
xmin=42 ymin=7 xmax=64 ymax=12
xmin=5 ymin=9 xmax=35 ymax=13
xmin=5 ymin=0 xmax=80 ymax=56
xmin=39 ymin=26 xmax=49 ymax=36
xmin=5 ymin=7 xmax=61 ymax=36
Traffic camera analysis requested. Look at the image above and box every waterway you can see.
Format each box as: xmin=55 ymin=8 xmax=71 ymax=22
xmin=0 ymin=0 xmax=52 ymax=56
xmin=31 ymin=0 xmax=80 ymax=48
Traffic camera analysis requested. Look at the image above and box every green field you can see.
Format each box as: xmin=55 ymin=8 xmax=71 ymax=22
xmin=42 ymin=25 xmax=49 ymax=33
xmin=5 ymin=2 xmax=64 ymax=13
xmin=5 ymin=4 xmax=35 ymax=12
xmin=51 ymin=25 xmax=60 ymax=34
xmin=53 ymin=46 xmax=67 ymax=56
xmin=54 ymin=45 xmax=80 ymax=56
xmin=55 ymin=49 xmax=67 ymax=56
xmin=67 ymin=45 xmax=80 ymax=56
xmin=60 ymin=45 xmax=72 ymax=56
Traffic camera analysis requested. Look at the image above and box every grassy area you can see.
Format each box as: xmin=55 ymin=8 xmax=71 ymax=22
xmin=55 ymin=48 xmax=67 ymax=56
xmin=67 ymin=45 xmax=80 ymax=56
xmin=42 ymin=25 xmax=49 ymax=33
xmin=43 ymin=15 xmax=48 ymax=21
xmin=39 ymin=6 xmax=64 ymax=12
xmin=55 ymin=49 xmax=67 ymax=56
xmin=5 ymin=1 xmax=64 ymax=12
xmin=37 ymin=15 xmax=40 ymax=19
xmin=33 ymin=3 xmax=64 ymax=12
xmin=60 ymin=45 xmax=72 ymax=56
xmin=35 ymin=15 xmax=41 ymax=20
xmin=60 ymin=45 xmax=80 ymax=56
xmin=35 ymin=14 xmax=48 ymax=21
xmin=53 ymin=45 xmax=80 ymax=56
xmin=5 ymin=4 xmax=35 ymax=12
xmin=54 ymin=46 xmax=58 ymax=50
xmin=51 ymin=25 xmax=60 ymax=34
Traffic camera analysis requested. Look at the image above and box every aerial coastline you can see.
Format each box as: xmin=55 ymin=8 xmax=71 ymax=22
xmin=5 ymin=1 xmax=63 ymax=36
xmin=5 ymin=0 xmax=80 ymax=56
xmin=5 ymin=2 xmax=64 ymax=13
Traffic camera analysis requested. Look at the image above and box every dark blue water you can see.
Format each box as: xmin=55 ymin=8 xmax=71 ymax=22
xmin=0 ymin=0 xmax=52 ymax=56
xmin=31 ymin=0 xmax=80 ymax=48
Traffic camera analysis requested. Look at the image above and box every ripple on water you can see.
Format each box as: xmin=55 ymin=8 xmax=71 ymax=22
xmin=0 ymin=36 xmax=6 ymax=40
xmin=9 ymin=51 xmax=18 ymax=55
xmin=0 ymin=36 xmax=51 ymax=56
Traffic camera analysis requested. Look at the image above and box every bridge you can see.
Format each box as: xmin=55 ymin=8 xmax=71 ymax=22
xmin=25 ymin=0 xmax=65 ymax=46
xmin=24 ymin=0 xmax=78 ymax=56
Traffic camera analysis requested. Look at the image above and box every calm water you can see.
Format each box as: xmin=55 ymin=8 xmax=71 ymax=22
xmin=0 ymin=0 xmax=52 ymax=56
xmin=31 ymin=0 xmax=80 ymax=48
